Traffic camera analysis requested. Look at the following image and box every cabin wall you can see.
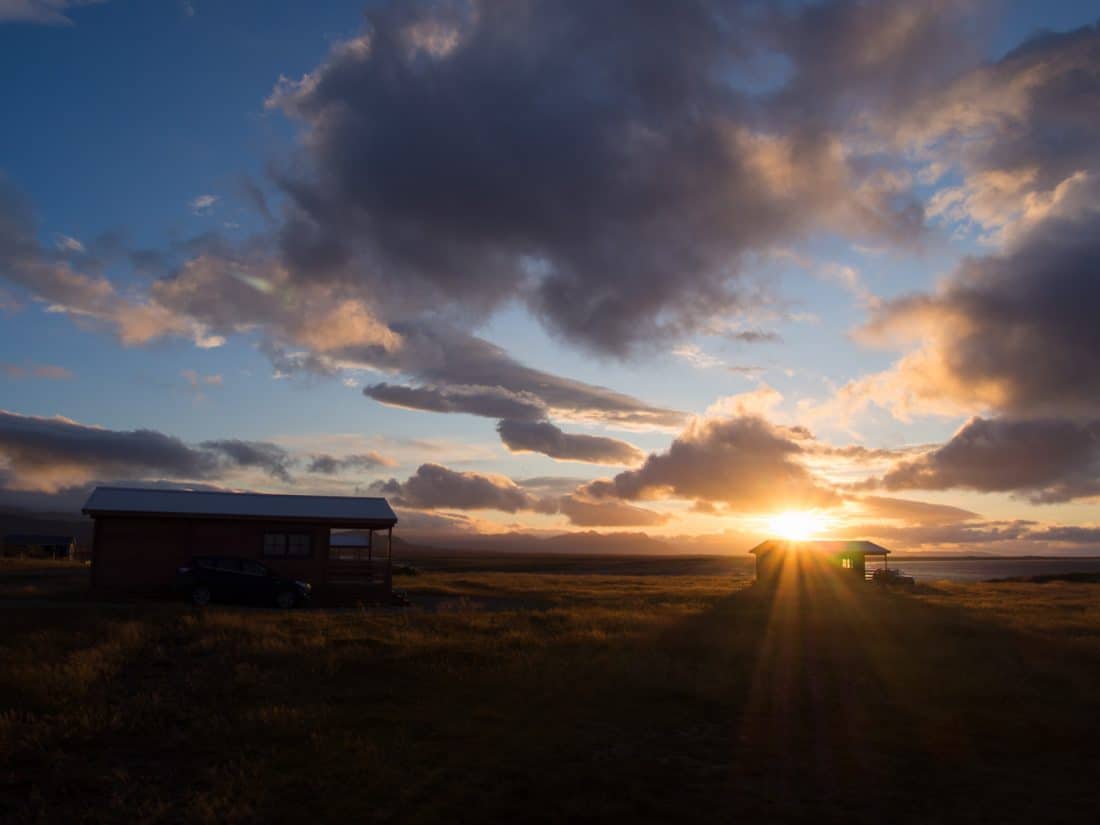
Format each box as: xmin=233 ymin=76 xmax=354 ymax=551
xmin=91 ymin=516 xmax=331 ymax=594
xmin=753 ymin=550 xmax=868 ymax=587
xmin=753 ymin=552 xmax=783 ymax=587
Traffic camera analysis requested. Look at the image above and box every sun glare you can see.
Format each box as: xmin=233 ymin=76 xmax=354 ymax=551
xmin=768 ymin=510 xmax=827 ymax=541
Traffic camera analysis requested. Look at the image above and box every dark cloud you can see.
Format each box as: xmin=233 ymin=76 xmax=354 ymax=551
xmin=875 ymin=417 xmax=1100 ymax=504
xmin=497 ymin=419 xmax=643 ymax=465
xmin=1027 ymin=526 xmax=1100 ymax=545
xmin=0 ymin=410 xmax=301 ymax=491
xmin=364 ymin=382 xmax=546 ymax=422
xmin=845 ymin=26 xmax=1100 ymax=425
xmin=890 ymin=22 xmax=1100 ymax=230
xmin=350 ymin=324 xmax=684 ymax=427
xmin=388 ymin=508 xmax=481 ymax=535
xmin=306 ymin=452 xmax=393 ymax=475
xmin=372 ymin=461 xmax=663 ymax=523
xmin=857 ymin=495 xmax=980 ymax=525
xmin=0 ymin=478 xmax=230 ymax=514
xmin=861 ymin=174 xmax=1100 ymax=417
xmin=811 ymin=442 xmax=931 ymax=463
xmin=0 ymin=409 xmax=220 ymax=490
xmin=583 ymin=414 xmax=839 ymax=511
xmin=516 ymin=476 xmax=589 ymax=497
xmin=199 ymin=439 xmax=294 ymax=482
xmin=372 ymin=463 xmax=553 ymax=513
xmin=768 ymin=0 xmax=981 ymax=128
xmin=558 ymin=494 xmax=668 ymax=528
xmin=263 ymin=0 xmax=935 ymax=356
xmin=840 ymin=519 xmax=1037 ymax=550
xmin=730 ymin=330 xmax=781 ymax=344
xmin=1 ymin=2 xmax=997 ymax=434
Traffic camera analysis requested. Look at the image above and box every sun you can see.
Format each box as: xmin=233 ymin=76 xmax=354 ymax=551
xmin=768 ymin=510 xmax=828 ymax=541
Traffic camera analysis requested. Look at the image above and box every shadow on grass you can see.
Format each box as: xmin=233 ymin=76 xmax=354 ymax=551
xmin=620 ymin=565 xmax=1100 ymax=823
xmin=2 ymin=565 xmax=1100 ymax=824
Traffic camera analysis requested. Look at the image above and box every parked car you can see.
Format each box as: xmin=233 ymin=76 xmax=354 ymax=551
xmin=175 ymin=556 xmax=311 ymax=608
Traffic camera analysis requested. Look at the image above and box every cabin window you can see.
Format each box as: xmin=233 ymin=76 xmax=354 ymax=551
xmin=841 ymin=557 xmax=853 ymax=569
xmin=263 ymin=533 xmax=312 ymax=559
xmin=263 ymin=533 xmax=287 ymax=557
xmin=287 ymin=534 xmax=311 ymax=558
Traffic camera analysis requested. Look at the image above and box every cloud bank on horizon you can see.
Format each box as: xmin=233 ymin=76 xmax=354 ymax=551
xmin=2 ymin=0 xmax=1100 ymax=554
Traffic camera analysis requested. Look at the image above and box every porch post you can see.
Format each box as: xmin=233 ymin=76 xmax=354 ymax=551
xmin=387 ymin=526 xmax=393 ymax=592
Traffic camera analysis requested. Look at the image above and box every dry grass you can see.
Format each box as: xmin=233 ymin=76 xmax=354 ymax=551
xmin=0 ymin=557 xmax=86 ymax=572
xmin=1 ymin=563 xmax=1099 ymax=823
xmin=0 ymin=560 xmax=90 ymax=601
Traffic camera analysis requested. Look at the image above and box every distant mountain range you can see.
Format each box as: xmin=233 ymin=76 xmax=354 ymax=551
xmin=0 ymin=509 xmax=94 ymax=548
xmin=0 ymin=507 xmax=751 ymax=557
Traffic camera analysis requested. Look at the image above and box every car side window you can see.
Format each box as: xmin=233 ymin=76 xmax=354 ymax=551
xmin=241 ymin=560 xmax=266 ymax=576
xmin=215 ymin=558 xmax=241 ymax=572
xmin=195 ymin=558 xmax=216 ymax=570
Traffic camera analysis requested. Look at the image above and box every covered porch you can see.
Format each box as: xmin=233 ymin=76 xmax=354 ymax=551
xmin=325 ymin=524 xmax=397 ymax=602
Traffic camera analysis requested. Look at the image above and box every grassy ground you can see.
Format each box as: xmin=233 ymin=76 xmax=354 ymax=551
xmin=2 ymin=558 xmax=1099 ymax=823
xmin=0 ymin=559 xmax=90 ymax=601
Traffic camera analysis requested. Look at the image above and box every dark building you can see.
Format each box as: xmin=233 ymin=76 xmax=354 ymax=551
xmin=2 ymin=534 xmax=76 ymax=559
xmin=83 ymin=487 xmax=398 ymax=600
xmin=750 ymin=539 xmax=891 ymax=586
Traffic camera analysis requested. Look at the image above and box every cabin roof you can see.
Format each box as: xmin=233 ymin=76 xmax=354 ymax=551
xmin=82 ymin=486 xmax=397 ymax=526
xmin=749 ymin=539 xmax=890 ymax=556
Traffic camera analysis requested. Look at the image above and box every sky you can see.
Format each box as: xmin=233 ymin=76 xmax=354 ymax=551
xmin=2 ymin=0 xmax=1100 ymax=554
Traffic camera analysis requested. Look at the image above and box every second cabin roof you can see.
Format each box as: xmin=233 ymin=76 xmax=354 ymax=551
xmin=749 ymin=539 xmax=890 ymax=556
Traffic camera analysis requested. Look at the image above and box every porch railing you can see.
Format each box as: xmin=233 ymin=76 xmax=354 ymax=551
xmin=327 ymin=559 xmax=391 ymax=585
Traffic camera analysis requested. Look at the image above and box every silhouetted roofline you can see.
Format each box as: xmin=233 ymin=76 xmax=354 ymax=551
xmin=82 ymin=486 xmax=397 ymax=527
xmin=749 ymin=539 xmax=890 ymax=556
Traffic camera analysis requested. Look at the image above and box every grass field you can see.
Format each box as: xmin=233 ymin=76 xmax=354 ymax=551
xmin=2 ymin=556 xmax=1099 ymax=823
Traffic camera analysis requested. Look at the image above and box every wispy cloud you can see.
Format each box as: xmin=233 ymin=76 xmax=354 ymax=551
xmin=181 ymin=369 xmax=222 ymax=388
xmin=181 ymin=369 xmax=222 ymax=400
xmin=188 ymin=194 xmax=218 ymax=215
xmin=2 ymin=362 xmax=73 ymax=380
xmin=672 ymin=344 xmax=765 ymax=376
xmin=0 ymin=1 xmax=108 ymax=26
xmin=54 ymin=234 xmax=85 ymax=254
xmin=672 ymin=344 xmax=725 ymax=370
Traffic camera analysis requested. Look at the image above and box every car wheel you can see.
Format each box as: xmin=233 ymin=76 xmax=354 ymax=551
xmin=274 ymin=590 xmax=296 ymax=609
xmin=191 ymin=585 xmax=212 ymax=607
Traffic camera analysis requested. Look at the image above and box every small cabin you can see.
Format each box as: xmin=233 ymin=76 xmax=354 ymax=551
xmin=82 ymin=486 xmax=398 ymax=602
xmin=3 ymin=534 xmax=76 ymax=559
xmin=750 ymin=539 xmax=891 ymax=586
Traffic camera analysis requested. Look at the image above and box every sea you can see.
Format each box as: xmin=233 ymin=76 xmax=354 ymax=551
xmin=889 ymin=557 xmax=1100 ymax=583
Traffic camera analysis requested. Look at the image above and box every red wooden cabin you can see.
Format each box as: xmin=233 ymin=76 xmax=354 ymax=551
xmin=83 ymin=487 xmax=398 ymax=603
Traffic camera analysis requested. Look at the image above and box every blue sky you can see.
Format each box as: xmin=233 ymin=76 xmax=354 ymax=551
xmin=2 ymin=1 xmax=1100 ymax=552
